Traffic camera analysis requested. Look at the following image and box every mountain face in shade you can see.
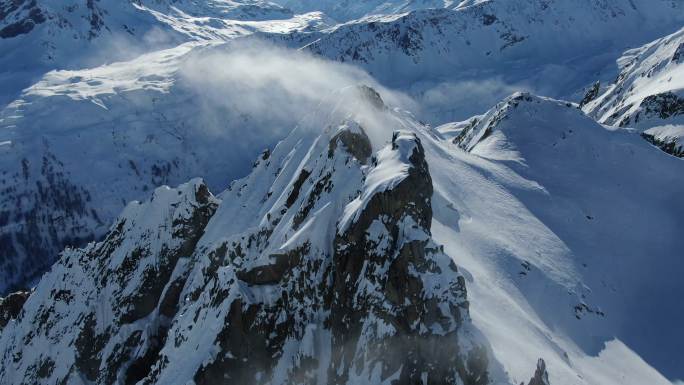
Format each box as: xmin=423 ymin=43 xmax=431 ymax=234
xmin=301 ymin=0 xmax=684 ymax=120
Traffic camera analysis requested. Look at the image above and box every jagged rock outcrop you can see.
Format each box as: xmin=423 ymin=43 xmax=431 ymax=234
xmin=0 ymin=290 xmax=30 ymax=330
xmin=526 ymin=359 xmax=550 ymax=385
xmin=641 ymin=129 xmax=684 ymax=157
xmin=0 ymin=92 xmax=489 ymax=384
xmin=579 ymin=81 xmax=600 ymax=108
xmin=328 ymin=131 xmax=486 ymax=384
xmin=0 ymin=0 xmax=45 ymax=39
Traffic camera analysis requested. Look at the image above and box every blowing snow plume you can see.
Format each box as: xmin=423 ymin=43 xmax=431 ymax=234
xmin=179 ymin=40 xmax=416 ymax=151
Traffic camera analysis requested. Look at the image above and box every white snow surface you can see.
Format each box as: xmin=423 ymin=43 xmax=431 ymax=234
xmin=432 ymin=93 xmax=683 ymax=383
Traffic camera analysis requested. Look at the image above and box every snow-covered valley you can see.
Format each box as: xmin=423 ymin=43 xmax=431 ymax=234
xmin=1 ymin=1 xmax=683 ymax=384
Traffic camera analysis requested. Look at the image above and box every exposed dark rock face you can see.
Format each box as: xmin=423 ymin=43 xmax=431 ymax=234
xmin=526 ymin=359 xmax=550 ymax=385
xmin=641 ymin=132 xmax=684 ymax=157
xmin=356 ymin=84 xmax=386 ymax=110
xmin=328 ymin=124 xmax=373 ymax=164
xmin=579 ymin=81 xmax=600 ymax=108
xmin=328 ymin=132 xmax=487 ymax=385
xmin=634 ymin=92 xmax=684 ymax=123
xmin=0 ymin=0 xmax=45 ymax=39
xmin=286 ymin=169 xmax=312 ymax=208
xmin=0 ymin=290 xmax=30 ymax=330
xmin=672 ymin=42 xmax=684 ymax=64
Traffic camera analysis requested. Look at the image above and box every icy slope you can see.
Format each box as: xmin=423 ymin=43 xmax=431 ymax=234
xmin=583 ymin=26 xmax=684 ymax=157
xmin=0 ymin=87 xmax=493 ymax=385
xmin=302 ymin=0 xmax=684 ymax=121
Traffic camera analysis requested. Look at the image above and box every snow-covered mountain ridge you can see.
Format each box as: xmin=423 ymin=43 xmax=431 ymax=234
xmin=583 ymin=26 xmax=684 ymax=157
xmin=0 ymin=87 xmax=494 ymax=385
xmin=3 ymin=0 xmax=684 ymax=295
xmin=1 ymin=1 xmax=684 ymax=383
xmin=0 ymin=39 xmax=412 ymax=294
xmin=2 ymin=87 xmax=682 ymax=385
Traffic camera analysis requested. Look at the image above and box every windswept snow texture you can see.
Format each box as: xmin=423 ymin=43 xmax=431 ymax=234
xmin=445 ymin=93 xmax=683 ymax=382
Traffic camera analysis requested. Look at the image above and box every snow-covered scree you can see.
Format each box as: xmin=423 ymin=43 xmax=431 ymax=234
xmin=0 ymin=41 xmax=410 ymax=295
xmin=2 ymin=88 xmax=683 ymax=385
xmin=583 ymin=26 xmax=684 ymax=157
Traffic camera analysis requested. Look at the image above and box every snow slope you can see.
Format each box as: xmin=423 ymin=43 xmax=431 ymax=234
xmin=443 ymin=93 xmax=684 ymax=382
xmin=583 ymin=26 xmax=684 ymax=157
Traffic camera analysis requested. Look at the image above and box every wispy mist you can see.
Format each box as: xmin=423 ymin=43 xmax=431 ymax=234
xmin=414 ymin=77 xmax=534 ymax=123
xmin=178 ymin=40 xmax=416 ymax=150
